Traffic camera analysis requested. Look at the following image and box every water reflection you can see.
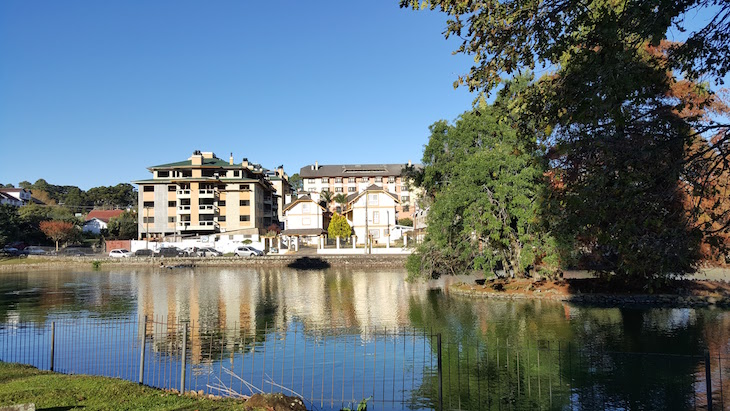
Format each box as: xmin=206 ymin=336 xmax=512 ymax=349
xmin=1 ymin=267 xmax=729 ymax=410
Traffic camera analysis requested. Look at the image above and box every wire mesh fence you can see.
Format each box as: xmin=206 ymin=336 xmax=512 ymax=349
xmin=0 ymin=316 xmax=727 ymax=410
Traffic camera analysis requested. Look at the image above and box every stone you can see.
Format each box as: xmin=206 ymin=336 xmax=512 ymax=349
xmin=0 ymin=405 xmax=36 ymax=411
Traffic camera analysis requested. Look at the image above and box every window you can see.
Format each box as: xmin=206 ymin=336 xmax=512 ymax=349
xmin=239 ymin=184 xmax=250 ymax=190
xmin=335 ymin=177 xmax=343 ymax=183
xmin=239 ymin=215 xmax=250 ymax=222
xmin=218 ymin=216 xmax=226 ymax=222
xmin=302 ymin=203 xmax=310 ymax=213
xmin=402 ymin=205 xmax=410 ymax=212
xmin=373 ymin=211 xmax=380 ymax=224
xmin=168 ymin=201 xmax=176 ymax=207
xmin=348 ymin=177 xmax=356 ymax=183
xmin=143 ymin=201 xmax=154 ymax=207
xmin=157 ymin=171 xmax=169 ymax=177
xmin=168 ymin=185 xmax=176 ymax=191
xmin=360 ymin=177 xmax=368 ymax=183
xmin=369 ymin=229 xmax=380 ymax=239
xmin=335 ymin=187 xmax=344 ymax=192
xmin=143 ymin=217 xmax=154 ymax=223
xmin=388 ymin=177 xmax=395 ymax=183
xmin=368 ymin=194 xmax=378 ymax=205
xmin=143 ymin=186 xmax=154 ymax=192
xmin=218 ymin=200 xmax=226 ymax=206
xmin=401 ymin=196 xmax=410 ymax=202
xmin=401 ymin=186 xmax=408 ymax=192
xmin=308 ymin=188 xmax=317 ymax=192
xmin=302 ymin=217 xmax=311 ymax=226
xmin=322 ymin=177 xmax=329 ymax=183
xmin=240 ymin=200 xmax=250 ymax=206
xmin=348 ymin=187 xmax=357 ymax=192
xmin=308 ymin=179 xmax=315 ymax=184
xmin=167 ymin=217 xmax=175 ymax=223
xmin=234 ymin=170 xmax=240 ymax=177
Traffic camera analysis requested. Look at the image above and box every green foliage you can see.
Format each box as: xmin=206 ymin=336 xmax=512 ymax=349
xmin=328 ymin=213 xmax=352 ymax=239
xmin=289 ymin=173 xmax=303 ymax=191
xmin=319 ymin=190 xmax=334 ymax=208
xmin=401 ymin=0 xmax=725 ymax=281
xmin=397 ymin=218 xmax=413 ymax=227
xmin=107 ymin=211 xmax=138 ymax=240
xmin=91 ymin=261 xmax=102 ymax=270
xmin=340 ymin=396 xmax=371 ymax=411
xmin=409 ymin=102 xmax=557 ymax=279
xmin=0 ymin=205 xmax=20 ymax=248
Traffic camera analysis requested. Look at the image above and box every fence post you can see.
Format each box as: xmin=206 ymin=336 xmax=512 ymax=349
xmin=180 ymin=323 xmax=188 ymax=394
xmin=437 ymin=333 xmax=443 ymax=411
xmin=139 ymin=316 xmax=147 ymax=384
xmin=50 ymin=322 xmax=55 ymax=372
xmin=705 ymin=350 xmax=713 ymax=411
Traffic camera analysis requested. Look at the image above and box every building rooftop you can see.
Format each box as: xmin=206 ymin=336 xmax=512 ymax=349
xmin=86 ymin=209 xmax=125 ymax=223
xmin=299 ymin=163 xmax=420 ymax=178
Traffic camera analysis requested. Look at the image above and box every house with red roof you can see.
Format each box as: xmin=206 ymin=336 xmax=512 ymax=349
xmin=83 ymin=209 xmax=126 ymax=234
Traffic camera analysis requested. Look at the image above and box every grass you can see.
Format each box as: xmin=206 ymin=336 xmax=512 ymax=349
xmin=0 ymin=257 xmax=47 ymax=266
xmin=0 ymin=362 xmax=253 ymax=410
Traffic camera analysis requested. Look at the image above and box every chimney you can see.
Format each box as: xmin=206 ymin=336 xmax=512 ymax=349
xmin=242 ymin=158 xmax=249 ymax=169
xmin=408 ymin=160 xmax=412 ymax=167
xmin=191 ymin=151 xmax=203 ymax=166
xmin=315 ymin=161 xmax=319 ymax=170
xmin=229 ymin=152 xmax=234 ymax=165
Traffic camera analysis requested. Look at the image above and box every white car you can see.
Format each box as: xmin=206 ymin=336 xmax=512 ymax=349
xmin=234 ymin=246 xmax=263 ymax=257
xmin=109 ymin=249 xmax=132 ymax=258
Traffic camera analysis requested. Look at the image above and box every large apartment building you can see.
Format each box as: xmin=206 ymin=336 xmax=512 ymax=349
xmin=133 ymin=151 xmax=288 ymax=240
xmin=299 ymin=162 xmax=419 ymax=220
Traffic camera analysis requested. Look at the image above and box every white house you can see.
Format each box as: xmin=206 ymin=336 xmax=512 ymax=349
xmin=344 ymin=185 xmax=399 ymax=245
xmin=281 ymin=195 xmax=330 ymax=246
xmin=0 ymin=188 xmax=31 ymax=206
xmin=83 ymin=209 xmax=125 ymax=234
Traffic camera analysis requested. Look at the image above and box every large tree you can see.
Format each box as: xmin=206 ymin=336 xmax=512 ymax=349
xmin=402 ymin=0 xmax=729 ymax=281
xmin=408 ymin=101 xmax=558 ymax=279
xmin=107 ymin=211 xmax=138 ymax=240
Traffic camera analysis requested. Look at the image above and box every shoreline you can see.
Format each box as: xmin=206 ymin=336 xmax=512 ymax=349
xmin=0 ymin=254 xmax=409 ymax=271
xmin=449 ymin=277 xmax=730 ymax=308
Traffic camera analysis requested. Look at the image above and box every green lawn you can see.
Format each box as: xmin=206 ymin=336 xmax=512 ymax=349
xmin=0 ymin=362 xmax=252 ymax=410
xmin=0 ymin=257 xmax=47 ymax=266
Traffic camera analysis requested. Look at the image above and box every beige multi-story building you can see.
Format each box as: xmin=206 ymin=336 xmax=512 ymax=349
xmin=299 ymin=162 xmax=420 ymax=220
xmin=133 ymin=151 xmax=285 ymax=240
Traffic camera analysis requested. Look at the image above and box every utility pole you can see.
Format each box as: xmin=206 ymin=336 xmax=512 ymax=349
xmin=364 ymin=190 xmax=369 ymax=254
xmin=145 ymin=206 xmax=150 ymax=249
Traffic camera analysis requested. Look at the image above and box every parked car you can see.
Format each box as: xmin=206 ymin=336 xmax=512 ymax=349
xmin=134 ymin=249 xmax=154 ymax=257
xmin=196 ymin=247 xmax=223 ymax=257
xmin=234 ymin=246 xmax=263 ymax=257
xmin=23 ymin=246 xmax=47 ymax=255
xmin=1 ymin=247 xmax=23 ymax=257
xmin=154 ymin=247 xmax=186 ymax=257
xmin=58 ymin=247 xmax=88 ymax=256
xmin=109 ymin=249 xmax=132 ymax=258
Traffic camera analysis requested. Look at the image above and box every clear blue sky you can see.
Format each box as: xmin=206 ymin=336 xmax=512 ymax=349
xmin=0 ymin=1 xmax=475 ymax=189
xmin=0 ymin=2 xmax=724 ymax=190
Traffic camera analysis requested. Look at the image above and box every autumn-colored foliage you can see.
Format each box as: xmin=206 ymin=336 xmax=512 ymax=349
xmin=39 ymin=220 xmax=75 ymax=251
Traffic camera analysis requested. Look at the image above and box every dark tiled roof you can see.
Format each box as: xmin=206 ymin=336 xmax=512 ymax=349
xmin=282 ymin=195 xmax=326 ymax=212
xmin=300 ymin=163 xmax=420 ymax=178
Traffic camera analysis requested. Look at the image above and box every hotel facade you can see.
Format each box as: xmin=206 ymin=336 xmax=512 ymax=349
xmin=299 ymin=162 xmax=419 ymax=220
xmin=133 ymin=151 xmax=290 ymax=240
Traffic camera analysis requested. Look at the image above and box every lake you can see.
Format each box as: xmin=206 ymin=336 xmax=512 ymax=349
xmin=1 ymin=266 xmax=729 ymax=410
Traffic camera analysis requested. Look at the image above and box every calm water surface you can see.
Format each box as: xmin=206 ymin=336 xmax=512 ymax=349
xmin=1 ymin=267 xmax=729 ymax=410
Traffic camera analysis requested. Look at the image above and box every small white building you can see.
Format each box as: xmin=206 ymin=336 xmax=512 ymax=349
xmin=281 ymin=195 xmax=330 ymax=245
xmin=345 ymin=185 xmax=399 ymax=245
xmin=83 ymin=209 xmax=125 ymax=234
xmin=0 ymin=188 xmax=31 ymax=206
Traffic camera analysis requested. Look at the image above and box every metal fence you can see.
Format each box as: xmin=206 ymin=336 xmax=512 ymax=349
xmin=0 ymin=317 xmax=727 ymax=410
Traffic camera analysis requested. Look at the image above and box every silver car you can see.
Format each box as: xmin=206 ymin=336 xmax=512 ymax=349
xmin=234 ymin=246 xmax=263 ymax=257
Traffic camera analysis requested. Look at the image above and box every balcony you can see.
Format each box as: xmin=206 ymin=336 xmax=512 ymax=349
xmin=177 ymin=205 xmax=191 ymax=212
xmin=177 ymin=221 xmax=217 ymax=231
xmin=177 ymin=189 xmax=191 ymax=198
xmin=199 ymin=189 xmax=216 ymax=198
xmin=198 ymin=204 xmax=216 ymax=214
